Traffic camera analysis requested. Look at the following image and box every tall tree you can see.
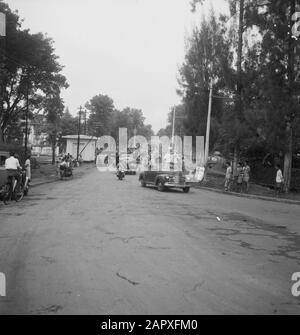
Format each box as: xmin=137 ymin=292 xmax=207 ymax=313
xmin=178 ymin=10 xmax=234 ymax=153
xmin=157 ymin=104 xmax=187 ymax=138
xmin=0 ymin=2 xmax=68 ymax=143
xmin=86 ymin=94 xmax=115 ymax=137
xmin=43 ymin=93 xmax=64 ymax=164
xmin=244 ymin=0 xmax=300 ymax=191
xmin=60 ymin=107 xmax=78 ymax=136
xmin=111 ymin=107 xmax=154 ymax=141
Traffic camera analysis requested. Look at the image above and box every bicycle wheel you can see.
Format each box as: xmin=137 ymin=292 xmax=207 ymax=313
xmin=14 ymin=184 xmax=24 ymax=202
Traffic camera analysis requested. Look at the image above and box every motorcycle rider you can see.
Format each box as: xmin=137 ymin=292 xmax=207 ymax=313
xmin=116 ymin=162 xmax=125 ymax=180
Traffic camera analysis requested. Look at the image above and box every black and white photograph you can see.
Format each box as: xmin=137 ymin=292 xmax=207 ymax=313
xmin=0 ymin=0 xmax=300 ymax=319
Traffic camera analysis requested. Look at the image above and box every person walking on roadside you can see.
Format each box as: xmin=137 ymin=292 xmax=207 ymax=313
xmin=243 ymin=160 xmax=251 ymax=193
xmin=275 ymin=164 xmax=284 ymax=196
xmin=224 ymin=161 xmax=232 ymax=192
xmin=24 ymin=154 xmax=31 ymax=182
xmin=236 ymin=162 xmax=244 ymax=193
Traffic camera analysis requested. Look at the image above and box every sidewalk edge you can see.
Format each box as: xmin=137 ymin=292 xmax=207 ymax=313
xmin=194 ymin=185 xmax=300 ymax=205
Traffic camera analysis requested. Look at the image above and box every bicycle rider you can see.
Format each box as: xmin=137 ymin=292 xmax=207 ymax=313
xmin=5 ymin=152 xmax=22 ymax=192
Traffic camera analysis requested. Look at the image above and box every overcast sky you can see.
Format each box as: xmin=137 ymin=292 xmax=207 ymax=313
xmin=6 ymin=0 xmax=228 ymax=132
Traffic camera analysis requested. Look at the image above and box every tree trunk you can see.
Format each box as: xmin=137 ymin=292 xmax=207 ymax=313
xmin=0 ymin=127 xmax=4 ymax=144
xmin=233 ymin=143 xmax=239 ymax=179
xmin=52 ymin=131 xmax=57 ymax=165
xmin=0 ymin=36 xmax=6 ymax=145
xmin=283 ymin=123 xmax=292 ymax=193
xmin=233 ymin=0 xmax=244 ymax=178
xmin=283 ymin=0 xmax=296 ymax=193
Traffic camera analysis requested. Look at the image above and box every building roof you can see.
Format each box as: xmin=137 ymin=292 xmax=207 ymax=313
xmin=62 ymin=135 xmax=97 ymax=141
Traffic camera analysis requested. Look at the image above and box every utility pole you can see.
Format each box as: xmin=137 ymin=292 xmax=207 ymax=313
xmin=0 ymin=12 xmax=6 ymax=144
xmin=171 ymin=106 xmax=176 ymax=148
xmin=84 ymin=109 xmax=87 ymax=135
xmin=77 ymin=106 xmax=82 ymax=161
xmin=204 ymin=77 xmax=213 ymax=164
xmin=233 ymin=0 xmax=245 ymax=177
xmin=24 ymin=78 xmax=29 ymax=157
xmin=204 ymin=31 xmax=215 ymax=171
xmin=133 ymin=126 xmax=137 ymax=148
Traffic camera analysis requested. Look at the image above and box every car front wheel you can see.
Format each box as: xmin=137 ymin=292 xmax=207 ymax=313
xmin=183 ymin=187 xmax=190 ymax=193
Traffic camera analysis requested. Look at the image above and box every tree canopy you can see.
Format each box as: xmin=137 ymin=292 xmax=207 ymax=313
xmin=0 ymin=1 xmax=68 ymax=143
xmin=86 ymin=93 xmax=154 ymax=141
xmin=158 ymin=0 xmax=300 ymax=191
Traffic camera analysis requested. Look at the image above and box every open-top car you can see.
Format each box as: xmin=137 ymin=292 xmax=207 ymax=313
xmin=139 ymin=170 xmax=190 ymax=193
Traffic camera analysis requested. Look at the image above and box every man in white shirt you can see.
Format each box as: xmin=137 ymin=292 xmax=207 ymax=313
xmin=5 ymin=152 xmax=21 ymax=170
xmin=5 ymin=152 xmax=21 ymax=185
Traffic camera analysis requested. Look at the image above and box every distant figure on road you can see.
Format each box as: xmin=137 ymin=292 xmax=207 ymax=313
xmin=275 ymin=164 xmax=284 ymax=196
xmin=224 ymin=161 xmax=232 ymax=192
xmin=243 ymin=160 xmax=251 ymax=193
xmin=78 ymin=154 xmax=83 ymax=166
xmin=59 ymin=157 xmax=67 ymax=171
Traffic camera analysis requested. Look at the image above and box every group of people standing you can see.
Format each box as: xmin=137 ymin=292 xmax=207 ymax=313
xmin=224 ymin=160 xmax=285 ymax=195
xmin=224 ymin=160 xmax=250 ymax=193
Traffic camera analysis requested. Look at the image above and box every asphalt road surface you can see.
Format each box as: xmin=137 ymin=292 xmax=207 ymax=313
xmin=0 ymin=167 xmax=300 ymax=314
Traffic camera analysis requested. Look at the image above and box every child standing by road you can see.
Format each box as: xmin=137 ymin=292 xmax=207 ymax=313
xmin=243 ymin=160 xmax=251 ymax=193
xmin=24 ymin=154 xmax=31 ymax=181
xmin=236 ymin=162 xmax=244 ymax=193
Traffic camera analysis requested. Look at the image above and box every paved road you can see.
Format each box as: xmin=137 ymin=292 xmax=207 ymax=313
xmin=0 ymin=167 xmax=300 ymax=314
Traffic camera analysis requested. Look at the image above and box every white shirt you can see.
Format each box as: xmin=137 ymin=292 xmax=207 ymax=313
xmin=5 ymin=156 xmax=21 ymax=170
xmin=226 ymin=166 xmax=232 ymax=179
xmin=276 ymin=169 xmax=284 ymax=183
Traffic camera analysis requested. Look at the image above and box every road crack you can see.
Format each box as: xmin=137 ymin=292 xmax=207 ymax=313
xmin=116 ymin=271 xmax=140 ymax=286
xmin=109 ymin=236 xmax=144 ymax=244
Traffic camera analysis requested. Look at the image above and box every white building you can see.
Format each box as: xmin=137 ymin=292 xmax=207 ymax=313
xmin=62 ymin=135 xmax=97 ymax=162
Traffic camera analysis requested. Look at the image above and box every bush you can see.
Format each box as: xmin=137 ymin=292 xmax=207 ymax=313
xmin=0 ymin=144 xmax=31 ymax=165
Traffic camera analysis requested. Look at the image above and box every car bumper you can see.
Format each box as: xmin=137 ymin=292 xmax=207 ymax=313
xmin=164 ymin=182 xmax=189 ymax=188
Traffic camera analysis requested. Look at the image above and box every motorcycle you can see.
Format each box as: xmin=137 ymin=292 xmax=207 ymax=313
xmin=116 ymin=168 xmax=125 ymax=180
xmin=59 ymin=161 xmax=73 ymax=180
